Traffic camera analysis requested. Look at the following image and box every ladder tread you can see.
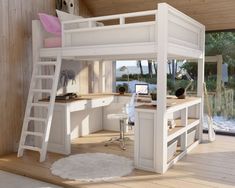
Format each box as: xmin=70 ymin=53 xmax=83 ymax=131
xmin=31 ymin=102 xmax=49 ymax=108
xmin=34 ymin=75 xmax=54 ymax=79
xmin=25 ymin=131 xmax=44 ymax=137
xmin=21 ymin=145 xmax=41 ymax=152
xmin=32 ymin=89 xmax=52 ymax=93
xmin=18 ymin=56 xmax=61 ymax=162
xmin=36 ymin=61 xmax=57 ymax=66
xmin=27 ymin=117 xmax=46 ymax=123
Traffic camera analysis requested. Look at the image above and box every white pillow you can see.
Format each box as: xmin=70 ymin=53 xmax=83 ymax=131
xmin=56 ymin=9 xmax=101 ymax=28
xmin=56 ymin=9 xmax=83 ymax=21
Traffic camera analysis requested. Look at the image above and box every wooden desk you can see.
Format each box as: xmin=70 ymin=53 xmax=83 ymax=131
xmin=35 ymin=94 xmax=132 ymax=155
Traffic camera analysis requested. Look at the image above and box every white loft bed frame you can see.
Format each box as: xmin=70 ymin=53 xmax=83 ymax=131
xmin=35 ymin=4 xmax=204 ymax=61
xmin=19 ymin=3 xmax=205 ymax=173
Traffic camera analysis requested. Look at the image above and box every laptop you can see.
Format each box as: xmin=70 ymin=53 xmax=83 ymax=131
xmin=135 ymin=84 xmax=149 ymax=95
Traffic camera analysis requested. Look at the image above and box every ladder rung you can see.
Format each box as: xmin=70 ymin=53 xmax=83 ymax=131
xmin=31 ymin=103 xmax=49 ymax=108
xmin=25 ymin=131 xmax=44 ymax=137
xmin=34 ymin=75 xmax=54 ymax=79
xmin=28 ymin=117 xmax=46 ymax=123
xmin=32 ymin=89 xmax=51 ymax=93
xmin=21 ymin=145 xmax=41 ymax=152
xmin=36 ymin=61 xmax=57 ymax=66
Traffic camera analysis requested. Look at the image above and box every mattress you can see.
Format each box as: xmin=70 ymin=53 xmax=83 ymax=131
xmin=44 ymin=37 xmax=61 ymax=48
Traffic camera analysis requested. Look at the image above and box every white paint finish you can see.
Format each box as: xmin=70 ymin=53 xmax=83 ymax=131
xmin=66 ymin=23 xmax=155 ymax=47
xmin=47 ymin=105 xmax=70 ymax=155
xmin=103 ymin=96 xmax=130 ymax=132
xmin=188 ymin=104 xmax=198 ymax=118
xmin=197 ymin=54 xmax=205 ymax=143
xmin=32 ymin=1 xmax=204 ymax=61
xmin=45 ymin=95 xmax=129 ymax=154
xmin=103 ymin=104 xmax=125 ymax=131
xmin=41 ymin=55 xmax=62 ymax=162
xmin=156 ymin=3 xmax=168 ymax=174
xmin=30 ymin=2 xmax=205 ymax=173
xmin=68 ymin=96 xmax=114 ymax=112
xmin=139 ymin=112 xmax=154 ymax=169
xmin=167 ymin=140 xmax=178 ymax=162
xmin=166 ymin=98 xmax=201 ymax=114
xmin=135 ymin=98 xmax=201 ymax=173
xmin=134 ymin=110 xmax=156 ymax=172
xmin=17 ymin=56 xmax=62 ymax=162
xmin=187 ymin=129 xmax=196 ymax=147
xmin=70 ymin=108 xmax=103 ymax=138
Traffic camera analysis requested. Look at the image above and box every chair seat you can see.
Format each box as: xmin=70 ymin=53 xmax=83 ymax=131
xmin=107 ymin=113 xmax=128 ymax=120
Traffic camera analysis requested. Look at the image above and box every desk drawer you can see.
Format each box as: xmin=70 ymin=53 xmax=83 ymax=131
xmin=91 ymin=97 xmax=114 ymax=108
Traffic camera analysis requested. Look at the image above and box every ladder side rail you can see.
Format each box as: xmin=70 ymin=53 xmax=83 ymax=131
xmin=40 ymin=55 xmax=62 ymax=162
xmin=18 ymin=63 xmax=39 ymax=157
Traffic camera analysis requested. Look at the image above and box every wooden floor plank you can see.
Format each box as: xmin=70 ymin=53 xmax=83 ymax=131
xmin=0 ymin=132 xmax=234 ymax=188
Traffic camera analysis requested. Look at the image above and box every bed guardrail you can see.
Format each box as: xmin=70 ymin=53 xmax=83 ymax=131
xmin=61 ymin=9 xmax=157 ymax=47
xmin=61 ymin=3 xmax=204 ymax=59
xmin=163 ymin=3 xmax=205 ymax=57
xmin=62 ymin=9 xmax=157 ymax=28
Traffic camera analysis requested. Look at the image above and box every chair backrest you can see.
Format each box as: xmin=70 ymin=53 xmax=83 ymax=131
xmin=126 ymin=93 xmax=136 ymax=123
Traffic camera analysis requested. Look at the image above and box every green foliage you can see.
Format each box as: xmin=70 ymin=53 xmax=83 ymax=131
xmin=205 ymin=32 xmax=235 ymax=66
xmin=181 ymin=31 xmax=235 ymax=92
xmin=117 ymin=73 xmax=157 ymax=84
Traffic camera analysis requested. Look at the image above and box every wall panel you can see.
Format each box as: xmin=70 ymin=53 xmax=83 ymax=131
xmin=0 ymin=0 xmax=55 ymax=155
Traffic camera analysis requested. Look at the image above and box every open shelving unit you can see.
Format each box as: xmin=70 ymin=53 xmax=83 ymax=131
xmin=166 ymin=100 xmax=201 ymax=164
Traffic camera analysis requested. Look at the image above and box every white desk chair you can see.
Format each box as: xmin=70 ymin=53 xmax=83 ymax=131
xmin=104 ymin=93 xmax=136 ymax=150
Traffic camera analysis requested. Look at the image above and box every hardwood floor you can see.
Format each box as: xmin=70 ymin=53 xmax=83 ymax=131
xmin=0 ymin=131 xmax=235 ymax=188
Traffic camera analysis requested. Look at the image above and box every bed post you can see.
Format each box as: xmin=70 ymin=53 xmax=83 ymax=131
xmin=32 ymin=20 xmax=44 ymax=66
xmin=31 ymin=20 xmax=44 ymax=145
xmin=197 ymin=27 xmax=205 ymax=142
xmin=156 ymin=3 xmax=168 ymax=174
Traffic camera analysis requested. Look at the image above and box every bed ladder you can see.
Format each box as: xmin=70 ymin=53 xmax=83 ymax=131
xmin=17 ymin=55 xmax=62 ymax=162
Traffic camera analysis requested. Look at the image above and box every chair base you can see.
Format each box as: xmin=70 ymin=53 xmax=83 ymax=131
xmin=104 ymin=137 xmax=130 ymax=150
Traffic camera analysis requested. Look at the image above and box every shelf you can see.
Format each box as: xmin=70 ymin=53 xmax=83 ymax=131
xmin=167 ymin=118 xmax=200 ymax=142
xmin=166 ymin=97 xmax=201 ymax=114
xmin=167 ymin=125 xmax=185 ymax=142
xmin=167 ymin=140 xmax=199 ymax=168
xmin=167 ymin=148 xmax=183 ymax=163
xmin=187 ymin=118 xmax=200 ymax=130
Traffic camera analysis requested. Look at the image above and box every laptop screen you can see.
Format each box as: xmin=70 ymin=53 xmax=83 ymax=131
xmin=135 ymin=84 xmax=149 ymax=95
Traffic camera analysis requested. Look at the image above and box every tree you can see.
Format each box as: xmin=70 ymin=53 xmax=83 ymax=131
xmin=180 ymin=31 xmax=235 ymax=92
xmin=147 ymin=60 xmax=153 ymax=77
xmin=137 ymin=60 xmax=143 ymax=75
xmin=153 ymin=61 xmax=157 ymax=74
xmin=205 ymin=32 xmax=235 ymax=67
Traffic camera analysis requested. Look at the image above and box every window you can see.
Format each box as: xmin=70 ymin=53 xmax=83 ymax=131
xmin=116 ymin=60 xmax=157 ymax=94
xmin=116 ymin=32 xmax=235 ymax=134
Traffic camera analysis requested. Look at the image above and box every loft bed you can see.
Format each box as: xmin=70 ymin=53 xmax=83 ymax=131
xmin=34 ymin=4 xmax=204 ymax=61
xmin=18 ymin=3 xmax=205 ymax=174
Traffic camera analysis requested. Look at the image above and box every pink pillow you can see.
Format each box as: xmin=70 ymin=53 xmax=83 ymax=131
xmin=38 ymin=13 xmax=61 ymax=36
xmin=44 ymin=37 xmax=62 ymax=48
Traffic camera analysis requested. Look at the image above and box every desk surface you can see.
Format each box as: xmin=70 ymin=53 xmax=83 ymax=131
xmin=42 ymin=93 xmax=150 ymax=104
xmin=135 ymin=96 xmax=201 ymax=111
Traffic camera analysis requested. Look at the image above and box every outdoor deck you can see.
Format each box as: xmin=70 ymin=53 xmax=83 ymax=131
xmin=0 ymin=131 xmax=234 ymax=188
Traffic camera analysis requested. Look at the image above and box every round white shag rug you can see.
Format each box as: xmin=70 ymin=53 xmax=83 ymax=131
xmin=51 ymin=153 xmax=134 ymax=182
